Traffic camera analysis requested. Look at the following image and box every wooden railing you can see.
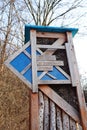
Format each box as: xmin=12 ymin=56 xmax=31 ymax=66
xmin=39 ymin=85 xmax=82 ymax=130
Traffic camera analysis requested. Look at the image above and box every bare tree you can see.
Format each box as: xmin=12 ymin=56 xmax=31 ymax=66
xmin=23 ymin=0 xmax=85 ymax=26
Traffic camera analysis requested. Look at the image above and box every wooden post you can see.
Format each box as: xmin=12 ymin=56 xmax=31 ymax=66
xmin=30 ymin=29 xmax=38 ymax=92
xmin=30 ymin=91 xmax=39 ymax=130
xmin=66 ymin=32 xmax=87 ymax=130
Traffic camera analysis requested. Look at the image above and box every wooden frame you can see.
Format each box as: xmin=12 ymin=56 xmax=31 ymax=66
xmin=66 ymin=32 xmax=87 ymax=130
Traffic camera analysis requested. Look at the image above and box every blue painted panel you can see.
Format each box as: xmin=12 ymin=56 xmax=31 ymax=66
xmin=37 ymin=71 xmax=43 ymax=77
xmin=36 ymin=50 xmax=41 ymax=55
xmin=23 ymin=67 xmax=32 ymax=83
xmin=10 ymin=52 xmax=31 ymax=72
xmin=41 ymin=74 xmax=53 ymax=80
xmin=25 ymin=46 xmax=31 ymax=54
xmin=49 ymin=66 xmax=67 ymax=80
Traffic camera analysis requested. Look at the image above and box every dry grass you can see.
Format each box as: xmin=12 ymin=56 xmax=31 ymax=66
xmin=0 ymin=65 xmax=30 ymax=130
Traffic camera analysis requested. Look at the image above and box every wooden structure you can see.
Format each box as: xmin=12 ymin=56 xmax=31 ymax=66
xmin=5 ymin=25 xmax=87 ymax=130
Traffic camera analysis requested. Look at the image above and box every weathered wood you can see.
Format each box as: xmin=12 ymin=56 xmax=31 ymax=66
xmin=50 ymin=100 xmax=56 ymax=130
xmin=21 ymin=63 xmax=31 ymax=75
xmin=55 ymin=66 xmax=71 ymax=80
xmin=39 ymin=85 xmax=81 ymax=123
xmin=38 ymin=79 xmax=71 ymax=84
xmin=37 ymin=60 xmax=64 ymax=66
xmin=30 ymin=91 xmax=39 ymax=130
xmin=43 ymin=38 xmax=66 ymax=56
xmin=37 ymin=66 xmax=53 ymax=71
xmin=65 ymin=43 xmax=76 ymax=86
xmin=36 ymin=32 xmax=66 ymax=39
xmin=23 ymin=50 xmax=31 ymax=59
xmin=47 ymin=73 xmax=56 ymax=80
xmin=30 ymin=29 xmax=38 ymax=92
xmin=39 ymin=91 xmax=44 ymax=130
xmin=70 ymin=118 xmax=77 ymax=130
xmin=44 ymin=95 xmax=49 ymax=130
xmin=62 ymin=111 xmax=69 ymax=130
xmin=56 ymin=107 xmax=63 ymax=130
xmin=67 ymin=32 xmax=87 ymax=130
xmin=37 ymin=55 xmax=56 ymax=61
xmin=37 ymin=44 xmax=65 ymax=49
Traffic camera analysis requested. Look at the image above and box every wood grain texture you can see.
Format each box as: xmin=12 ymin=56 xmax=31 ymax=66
xmin=56 ymin=107 xmax=63 ymax=130
xmin=70 ymin=118 xmax=77 ymax=130
xmin=39 ymin=85 xmax=81 ymax=123
xmin=67 ymin=32 xmax=87 ymax=130
xmin=30 ymin=30 xmax=38 ymax=92
xmin=50 ymin=101 xmax=56 ymax=130
xmin=62 ymin=112 xmax=69 ymax=130
xmin=39 ymin=91 xmax=44 ymax=130
xmin=44 ymin=95 xmax=49 ymax=130
xmin=30 ymin=92 xmax=39 ymax=130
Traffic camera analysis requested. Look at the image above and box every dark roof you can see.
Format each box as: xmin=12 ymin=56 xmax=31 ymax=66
xmin=25 ymin=25 xmax=78 ymax=43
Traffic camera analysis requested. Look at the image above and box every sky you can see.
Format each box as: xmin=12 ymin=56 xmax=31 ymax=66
xmin=74 ymin=37 xmax=87 ymax=76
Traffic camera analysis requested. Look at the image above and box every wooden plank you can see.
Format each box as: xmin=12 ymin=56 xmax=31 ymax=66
xmin=39 ymin=85 xmax=81 ymax=123
xmin=70 ymin=118 xmax=77 ymax=130
xmin=44 ymin=95 xmax=49 ymax=130
xmin=23 ymin=50 xmax=31 ymax=59
xmin=21 ymin=63 xmax=31 ymax=75
xmin=37 ymin=66 xmax=53 ymax=71
xmin=67 ymin=32 xmax=87 ymax=130
xmin=62 ymin=111 xmax=69 ymax=130
xmin=37 ymin=61 xmax=64 ymax=66
xmin=38 ymin=80 xmax=71 ymax=84
xmin=30 ymin=91 xmax=39 ymax=130
xmin=55 ymin=66 xmax=71 ymax=80
xmin=43 ymin=38 xmax=66 ymax=56
xmin=36 ymin=32 xmax=66 ymax=39
xmin=50 ymin=100 xmax=56 ymax=130
xmin=56 ymin=107 xmax=63 ymax=130
xmin=30 ymin=30 xmax=38 ymax=92
xmin=65 ymin=43 xmax=76 ymax=86
xmin=39 ymin=91 xmax=44 ymax=130
xmin=47 ymin=73 xmax=57 ymax=80
xmin=37 ymin=55 xmax=56 ymax=61
xmin=37 ymin=44 xmax=65 ymax=49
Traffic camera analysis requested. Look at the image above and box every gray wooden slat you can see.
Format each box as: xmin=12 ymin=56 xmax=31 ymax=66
xmin=47 ymin=73 xmax=57 ymax=80
xmin=21 ymin=63 xmax=31 ymax=75
xmin=43 ymin=38 xmax=66 ymax=56
xmin=38 ymin=71 xmax=47 ymax=80
xmin=30 ymin=30 xmax=38 ymax=92
xmin=37 ymin=61 xmax=64 ymax=66
xmin=55 ymin=66 xmax=71 ymax=80
xmin=36 ymin=32 xmax=66 ymax=39
xmin=70 ymin=118 xmax=77 ymax=130
xmin=37 ymin=66 xmax=53 ymax=71
xmin=37 ymin=44 xmax=65 ymax=49
xmin=39 ymin=91 xmax=44 ymax=130
xmin=50 ymin=101 xmax=56 ymax=130
xmin=38 ymin=80 xmax=71 ymax=84
xmin=44 ymin=95 xmax=49 ymax=130
xmin=65 ymin=43 xmax=76 ymax=86
xmin=62 ymin=112 xmax=70 ymax=130
xmin=56 ymin=107 xmax=63 ymax=130
xmin=23 ymin=50 xmax=31 ymax=59
xmin=37 ymin=55 xmax=56 ymax=61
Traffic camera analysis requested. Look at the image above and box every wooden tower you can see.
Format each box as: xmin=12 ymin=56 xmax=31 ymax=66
xmin=5 ymin=25 xmax=87 ymax=130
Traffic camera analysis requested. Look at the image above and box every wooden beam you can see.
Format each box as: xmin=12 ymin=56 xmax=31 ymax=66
xmin=37 ymin=44 xmax=65 ymax=49
xmin=66 ymin=32 xmax=87 ymax=130
xmin=30 ymin=91 xmax=39 ymax=130
xmin=37 ymin=66 xmax=53 ymax=71
xmin=30 ymin=30 xmax=38 ymax=92
xmin=37 ymin=61 xmax=64 ymax=66
xmin=36 ymin=32 xmax=66 ymax=39
xmin=39 ymin=85 xmax=81 ymax=124
xmin=21 ymin=63 xmax=31 ymax=75
xmin=38 ymin=80 xmax=71 ymax=84
xmin=37 ymin=55 xmax=56 ymax=61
